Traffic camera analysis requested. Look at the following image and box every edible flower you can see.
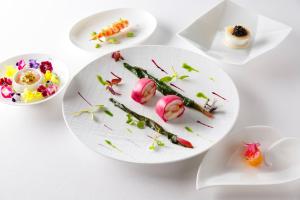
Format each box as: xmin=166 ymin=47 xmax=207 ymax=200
xmin=40 ymin=61 xmax=53 ymax=74
xmin=16 ymin=59 xmax=26 ymax=70
xmin=5 ymin=66 xmax=17 ymax=78
xmin=1 ymin=85 xmax=13 ymax=98
xmin=21 ymin=88 xmax=43 ymax=103
xmin=29 ymin=59 xmax=39 ymax=69
xmin=243 ymin=142 xmax=263 ymax=167
xmin=0 ymin=77 xmax=12 ymax=86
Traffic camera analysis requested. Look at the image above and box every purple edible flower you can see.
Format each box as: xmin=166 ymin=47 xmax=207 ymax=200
xmin=29 ymin=59 xmax=40 ymax=69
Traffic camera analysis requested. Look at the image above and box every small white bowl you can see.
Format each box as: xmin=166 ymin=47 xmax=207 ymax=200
xmin=177 ymin=0 xmax=292 ymax=65
xmin=12 ymin=68 xmax=43 ymax=93
xmin=0 ymin=53 xmax=69 ymax=106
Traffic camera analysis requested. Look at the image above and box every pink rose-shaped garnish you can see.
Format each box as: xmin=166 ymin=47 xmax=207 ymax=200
xmin=39 ymin=61 xmax=53 ymax=74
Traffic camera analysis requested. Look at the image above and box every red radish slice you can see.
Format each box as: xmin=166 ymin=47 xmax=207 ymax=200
xmin=156 ymin=95 xmax=185 ymax=122
xmin=131 ymin=78 xmax=156 ymax=104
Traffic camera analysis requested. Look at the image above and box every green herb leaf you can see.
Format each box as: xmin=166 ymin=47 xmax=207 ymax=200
xmin=104 ymin=110 xmax=113 ymax=117
xmin=95 ymin=43 xmax=101 ymax=48
xmin=126 ymin=114 xmax=133 ymax=124
xmin=182 ymin=63 xmax=199 ymax=72
xmin=185 ymin=126 xmax=193 ymax=133
xmin=107 ymin=37 xmax=119 ymax=44
xmin=160 ymin=76 xmax=174 ymax=83
xmin=91 ymin=31 xmax=97 ymax=36
xmin=196 ymin=92 xmax=208 ymax=100
xmin=126 ymin=32 xmax=135 ymax=37
xmin=149 ymin=144 xmax=155 ymax=150
xmin=137 ymin=120 xmax=145 ymax=129
xmin=105 ymin=139 xmax=122 ymax=152
xmin=178 ymin=75 xmax=189 ymax=80
xmin=97 ymin=75 xmax=108 ymax=86
xmin=156 ymin=139 xmax=165 ymax=147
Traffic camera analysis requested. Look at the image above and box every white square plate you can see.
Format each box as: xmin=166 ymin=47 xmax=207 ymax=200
xmin=177 ymin=0 xmax=292 ymax=65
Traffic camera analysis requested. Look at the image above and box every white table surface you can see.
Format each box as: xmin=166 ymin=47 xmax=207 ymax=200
xmin=0 ymin=0 xmax=300 ymax=199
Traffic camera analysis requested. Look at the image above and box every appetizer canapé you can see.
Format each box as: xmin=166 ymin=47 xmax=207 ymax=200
xmin=224 ymin=25 xmax=250 ymax=48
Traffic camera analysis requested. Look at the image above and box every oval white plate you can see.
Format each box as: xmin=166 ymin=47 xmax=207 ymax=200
xmin=0 ymin=53 xmax=69 ymax=106
xmin=62 ymin=45 xmax=239 ymax=164
xmin=196 ymin=126 xmax=300 ymax=190
xmin=69 ymin=8 xmax=157 ymax=52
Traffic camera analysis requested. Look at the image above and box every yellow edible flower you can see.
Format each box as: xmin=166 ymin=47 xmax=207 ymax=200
xmin=5 ymin=66 xmax=17 ymax=78
xmin=21 ymin=88 xmax=44 ymax=103
xmin=43 ymin=70 xmax=60 ymax=85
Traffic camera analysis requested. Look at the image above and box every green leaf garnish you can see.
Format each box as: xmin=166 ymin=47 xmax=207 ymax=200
xmin=126 ymin=32 xmax=135 ymax=37
xmin=137 ymin=121 xmax=145 ymax=129
xmin=149 ymin=138 xmax=165 ymax=151
xmin=185 ymin=126 xmax=193 ymax=133
xmin=91 ymin=31 xmax=97 ymax=36
xmin=104 ymin=110 xmax=113 ymax=117
xmin=182 ymin=63 xmax=199 ymax=72
xmin=107 ymin=37 xmax=119 ymax=44
xmin=196 ymin=92 xmax=208 ymax=100
xmin=160 ymin=76 xmax=174 ymax=83
xmin=178 ymin=75 xmax=189 ymax=80
xmin=105 ymin=139 xmax=122 ymax=152
xmin=126 ymin=114 xmax=145 ymax=129
xmin=97 ymin=75 xmax=108 ymax=86
xmin=95 ymin=43 xmax=101 ymax=48
xmin=72 ymin=104 xmax=112 ymax=121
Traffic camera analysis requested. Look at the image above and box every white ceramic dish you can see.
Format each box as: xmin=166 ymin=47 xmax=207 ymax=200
xmin=177 ymin=0 xmax=292 ymax=65
xmin=0 ymin=53 xmax=69 ymax=106
xmin=69 ymin=8 xmax=157 ymax=52
xmin=196 ymin=126 xmax=300 ymax=190
xmin=62 ymin=45 xmax=239 ymax=164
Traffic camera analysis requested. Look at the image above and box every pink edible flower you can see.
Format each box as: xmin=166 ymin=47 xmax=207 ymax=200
xmin=1 ymin=85 xmax=13 ymax=98
xmin=16 ymin=59 xmax=26 ymax=70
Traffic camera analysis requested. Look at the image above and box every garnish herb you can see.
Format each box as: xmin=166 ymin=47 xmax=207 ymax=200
xmin=149 ymin=138 xmax=165 ymax=151
xmin=97 ymin=75 xmax=108 ymax=86
xmin=105 ymin=139 xmax=122 ymax=152
xmin=107 ymin=37 xmax=119 ymax=44
xmin=160 ymin=66 xmax=189 ymax=83
xmin=126 ymin=114 xmax=145 ymax=129
xmin=126 ymin=32 xmax=135 ymax=37
xmin=185 ymin=126 xmax=193 ymax=133
xmin=95 ymin=44 xmax=101 ymax=48
xmin=151 ymin=59 xmax=168 ymax=74
xmin=104 ymin=110 xmax=113 ymax=117
xmin=110 ymin=98 xmax=193 ymax=148
xmin=196 ymin=92 xmax=208 ymax=100
xmin=123 ymin=63 xmax=216 ymax=117
xmin=182 ymin=63 xmax=199 ymax=72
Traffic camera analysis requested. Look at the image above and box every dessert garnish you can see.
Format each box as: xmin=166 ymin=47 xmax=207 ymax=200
xmin=109 ymin=97 xmax=193 ymax=148
xmin=131 ymin=78 xmax=156 ymax=104
xmin=243 ymin=142 xmax=263 ymax=167
xmin=224 ymin=25 xmax=251 ymax=48
xmin=123 ymin=63 xmax=215 ymax=118
xmin=155 ymin=95 xmax=185 ymax=122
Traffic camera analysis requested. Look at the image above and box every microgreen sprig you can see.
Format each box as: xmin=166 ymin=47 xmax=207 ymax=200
xmin=126 ymin=114 xmax=145 ymax=129
xmin=160 ymin=66 xmax=189 ymax=83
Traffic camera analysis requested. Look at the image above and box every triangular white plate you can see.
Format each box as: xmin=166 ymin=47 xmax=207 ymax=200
xmin=196 ymin=126 xmax=300 ymax=190
xmin=177 ymin=0 xmax=292 ymax=65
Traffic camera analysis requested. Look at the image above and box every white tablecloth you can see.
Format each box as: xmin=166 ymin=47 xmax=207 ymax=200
xmin=0 ymin=0 xmax=299 ymax=199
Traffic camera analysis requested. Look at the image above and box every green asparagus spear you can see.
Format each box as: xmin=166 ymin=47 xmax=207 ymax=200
xmin=109 ymin=98 xmax=193 ymax=148
xmin=123 ymin=63 xmax=214 ymax=118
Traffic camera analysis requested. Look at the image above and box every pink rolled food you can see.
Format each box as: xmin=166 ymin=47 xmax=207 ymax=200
xmin=155 ymin=95 xmax=185 ymax=122
xmin=131 ymin=78 xmax=156 ymax=104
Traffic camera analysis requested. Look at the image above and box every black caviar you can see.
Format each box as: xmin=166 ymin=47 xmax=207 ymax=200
xmin=232 ymin=25 xmax=248 ymax=37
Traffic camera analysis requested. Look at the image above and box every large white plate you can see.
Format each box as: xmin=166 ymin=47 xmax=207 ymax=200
xmin=69 ymin=8 xmax=157 ymax=52
xmin=62 ymin=45 xmax=239 ymax=164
